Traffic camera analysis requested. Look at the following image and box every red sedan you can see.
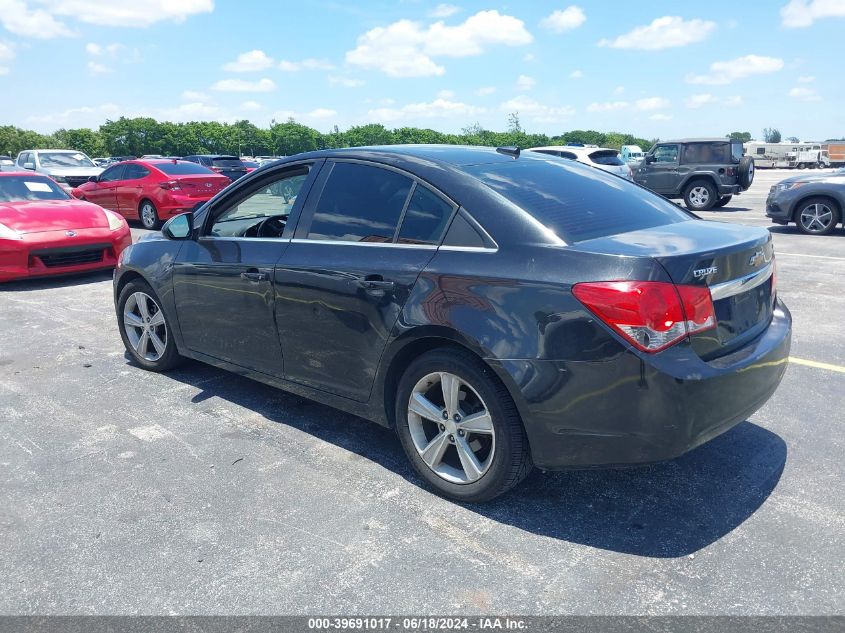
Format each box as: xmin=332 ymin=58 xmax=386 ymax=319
xmin=0 ymin=172 xmax=131 ymax=282
xmin=72 ymin=159 xmax=230 ymax=230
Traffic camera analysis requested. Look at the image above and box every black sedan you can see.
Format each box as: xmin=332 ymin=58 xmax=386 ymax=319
xmin=113 ymin=145 xmax=791 ymax=502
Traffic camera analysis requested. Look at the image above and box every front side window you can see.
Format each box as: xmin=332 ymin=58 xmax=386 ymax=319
xmin=0 ymin=175 xmax=70 ymax=202
xmin=37 ymin=152 xmax=95 ymax=169
xmin=307 ymin=162 xmax=412 ymax=242
xmin=397 ymin=185 xmax=454 ymax=245
xmin=210 ymin=165 xmax=311 ymax=238
xmin=652 ymin=145 xmax=679 ymax=163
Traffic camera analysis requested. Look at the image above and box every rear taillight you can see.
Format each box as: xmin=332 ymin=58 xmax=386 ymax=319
xmin=159 ymin=180 xmax=182 ymax=191
xmin=572 ymin=281 xmax=716 ymax=353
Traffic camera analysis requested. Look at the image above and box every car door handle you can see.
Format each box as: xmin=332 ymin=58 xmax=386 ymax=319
xmin=358 ymin=276 xmax=395 ymax=291
xmin=240 ymin=270 xmax=268 ymax=282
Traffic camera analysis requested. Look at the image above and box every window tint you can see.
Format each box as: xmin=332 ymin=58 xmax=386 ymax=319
xmin=683 ymin=143 xmax=729 ymax=164
xmin=210 ymin=165 xmax=310 ymax=237
xmin=398 ymin=185 xmax=454 ymax=245
xmin=123 ymin=164 xmax=150 ymax=180
xmin=589 ymin=150 xmax=624 ymax=166
xmin=652 ymin=145 xmax=679 ymax=163
xmin=442 ymin=210 xmax=487 ymax=249
xmin=464 ymin=159 xmax=691 ymax=244
xmin=98 ymin=164 xmax=125 ymax=182
xmin=157 ymin=161 xmax=215 ymax=175
xmin=308 ymin=162 xmax=412 ymax=243
xmin=212 ymin=157 xmax=244 ymax=168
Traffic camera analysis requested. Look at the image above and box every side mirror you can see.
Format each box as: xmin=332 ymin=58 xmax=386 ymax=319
xmin=644 ymin=155 xmax=655 ymax=164
xmin=88 ymin=175 xmax=99 ymax=183
xmin=23 ymin=162 xmax=35 ymax=170
xmin=161 ymin=212 xmax=193 ymax=240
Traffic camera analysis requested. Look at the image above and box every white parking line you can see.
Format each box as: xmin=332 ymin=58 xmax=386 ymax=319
xmin=776 ymin=252 xmax=845 ymax=261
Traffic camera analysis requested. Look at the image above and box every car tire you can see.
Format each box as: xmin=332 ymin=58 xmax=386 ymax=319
xmin=713 ymin=195 xmax=733 ymax=208
xmin=139 ymin=199 xmax=161 ymax=230
xmin=738 ymin=156 xmax=755 ymax=188
xmin=394 ymin=348 xmax=532 ymax=503
xmin=117 ymin=279 xmax=184 ymax=371
xmin=684 ymin=180 xmax=718 ymax=211
xmin=795 ymin=197 xmax=841 ymax=236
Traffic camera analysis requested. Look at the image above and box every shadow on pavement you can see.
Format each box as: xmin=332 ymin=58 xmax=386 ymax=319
xmin=0 ymin=269 xmax=113 ymax=292
xmin=158 ymin=358 xmax=787 ymax=559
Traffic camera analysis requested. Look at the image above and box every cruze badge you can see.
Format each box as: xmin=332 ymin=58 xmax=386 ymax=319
xmin=693 ymin=266 xmax=717 ymax=279
xmin=65 ymin=230 xmax=76 ymax=237
xmin=748 ymin=249 xmax=771 ymax=267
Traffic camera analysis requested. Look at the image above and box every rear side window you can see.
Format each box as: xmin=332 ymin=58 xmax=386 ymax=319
xmin=308 ymin=162 xmax=412 ymax=242
xmin=589 ymin=150 xmax=624 ymax=166
xmin=157 ymin=162 xmax=215 ymax=175
xmin=397 ymin=185 xmax=454 ymax=245
xmin=123 ymin=164 xmax=150 ymax=180
xmin=731 ymin=143 xmax=743 ymax=162
xmin=683 ymin=143 xmax=730 ymax=164
xmin=464 ymin=158 xmax=691 ymax=243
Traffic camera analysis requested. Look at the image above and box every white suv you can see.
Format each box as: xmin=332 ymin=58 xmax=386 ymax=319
xmin=528 ymin=146 xmax=632 ymax=180
xmin=15 ymin=149 xmax=102 ymax=192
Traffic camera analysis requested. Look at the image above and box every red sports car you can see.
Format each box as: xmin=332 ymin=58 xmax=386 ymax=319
xmin=72 ymin=159 xmax=230 ymax=230
xmin=0 ymin=172 xmax=131 ymax=282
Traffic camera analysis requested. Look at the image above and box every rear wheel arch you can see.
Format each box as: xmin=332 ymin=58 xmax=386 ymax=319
xmin=680 ymin=173 xmax=718 ymax=193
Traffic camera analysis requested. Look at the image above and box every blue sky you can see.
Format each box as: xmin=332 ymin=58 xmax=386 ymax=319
xmin=1 ymin=0 xmax=843 ymax=140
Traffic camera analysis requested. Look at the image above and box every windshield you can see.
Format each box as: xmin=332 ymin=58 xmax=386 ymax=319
xmin=37 ymin=152 xmax=96 ymax=169
xmin=0 ymin=175 xmax=70 ymax=202
xmin=157 ymin=161 xmax=216 ymax=176
xmin=589 ymin=150 xmax=625 ymax=166
xmin=464 ymin=158 xmax=691 ymax=243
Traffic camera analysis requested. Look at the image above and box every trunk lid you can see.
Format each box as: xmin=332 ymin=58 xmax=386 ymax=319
xmin=570 ymin=220 xmax=776 ymax=358
xmin=171 ymin=174 xmax=230 ymax=198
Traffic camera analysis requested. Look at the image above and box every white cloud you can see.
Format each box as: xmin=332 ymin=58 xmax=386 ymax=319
xmin=0 ymin=0 xmax=75 ymax=38
xmin=0 ymin=41 xmax=15 ymax=74
xmin=239 ymin=100 xmax=262 ymax=111
xmin=346 ymin=10 xmax=532 ymax=77
xmin=182 ymin=90 xmax=209 ymax=101
xmin=685 ymin=93 xmax=743 ymax=108
xmin=649 ymin=113 xmax=672 ymax=121
xmin=328 ymin=75 xmax=364 ymax=88
xmin=516 ymin=74 xmax=535 ymax=91
xmin=686 ymin=54 xmax=784 ymax=85
xmin=161 ymin=101 xmax=221 ymax=120
xmin=782 ymin=0 xmax=845 ymax=27
xmin=475 ymin=86 xmax=496 ymax=96
xmin=522 ymin=52 xmax=535 ymax=62
xmin=211 ymin=77 xmax=277 ymax=93
xmin=540 ymin=6 xmax=586 ymax=33
xmin=598 ymin=16 xmax=716 ymax=50
xmin=613 ymin=85 xmax=625 ymax=95
xmin=222 ymin=49 xmax=274 ymax=72
xmin=499 ymin=95 xmax=575 ymax=123
xmin=429 ymin=3 xmax=460 ymax=18
xmin=789 ymin=86 xmax=821 ymax=101
xmin=279 ymin=58 xmax=335 ymax=72
xmin=569 ymin=69 xmax=582 ymax=79
xmin=369 ymin=98 xmax=483 ymax=123
xmin=437 ymin=89 xmax=455 ymax=99
xmin=586 ymin=101 xmax=629 ymax=112
xmin=634 ymin=96 xmax=670 ymax=111
xmin=798 ymin=75 xmax=815 ymax=83
xmin=307 ymin=108 xmax=337 ymax=119
xmin=25 ymin=103 xmax=123 ymax=129
xmin=87 ymin=60 xmax=112 ymax=75
xmin=37 ymin=0 xmax=213 ymax=28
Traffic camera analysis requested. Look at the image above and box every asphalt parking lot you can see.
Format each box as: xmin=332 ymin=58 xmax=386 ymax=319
xmin=1 ymin=169 xmax=843 ymax=615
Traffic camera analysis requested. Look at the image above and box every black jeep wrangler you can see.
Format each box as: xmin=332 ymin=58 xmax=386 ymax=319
xmin=633 ymin=138 xmax=755 ymax=211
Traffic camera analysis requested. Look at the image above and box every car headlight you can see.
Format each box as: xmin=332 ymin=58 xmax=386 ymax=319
xmin=104 ymin=210 xmax=126 ymax=231
xmin=0 ymin=222 xmax=22 ymax=240
xmin=51 ymin=175 xmax=68 ymax=184
xmin=775 ymin=182 xmax=805 ymax=192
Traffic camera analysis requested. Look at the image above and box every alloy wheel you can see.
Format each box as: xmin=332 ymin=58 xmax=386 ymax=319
xmin=407 ymin=371 xmax=495 ymax=484
xmin=123 ymin=292 xmax=167 ymax=361
xmin=689 ymin=186 xmax=711 ymax=208
xmin=140 ymin=203 xmax=157 ymax=229
xmin=799 ymin=203 xmax=834 ymax=233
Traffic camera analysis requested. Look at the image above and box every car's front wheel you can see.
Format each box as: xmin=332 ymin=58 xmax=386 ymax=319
xmin=795 ymin=197 xmax=840 ymax=236
xmin=395 ymin=348 xmax=532 ymax=503
xmin=139 ymin=200 xmax=161 ymax=230
xmin=117 ymin=279 xmax=183 ymax=371
xmin=684 ymin=180 xmax=717 ymax=211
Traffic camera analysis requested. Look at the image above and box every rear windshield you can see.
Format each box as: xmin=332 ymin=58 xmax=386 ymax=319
xmin=0 ymin=175 xmax=70 ymax=202
xmin=464 ymin=158 xmax=691 ymax=243
xmin=212 ymin=157 xmax=245 ymax=169
xmin=589 ymin=150 xmax=625 ymax=166
xmin=157 ymin=161 xmax=215 ymax=175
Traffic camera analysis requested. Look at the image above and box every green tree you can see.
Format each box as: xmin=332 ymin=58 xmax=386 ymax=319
xmin=727 ymin=131 xmax=752 ymax=143
xmin=269 ymin=119 xmax=321 ymax=156
xmin=762 ymin=127 xmax=782 ymax=143
xmin=53 ymin=128 xmax=105 ymax=157
xmin=344 ymin=123 xmax=394 ymax=147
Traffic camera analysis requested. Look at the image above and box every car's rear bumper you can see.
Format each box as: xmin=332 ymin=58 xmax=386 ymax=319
xmin=494 ymin=299 xmax=792 ymax=470
xmin=718 ymin=183 xmax=742 ymax=196
xmin=0 ymin=226 xmax=131 ymax=282
xmin=157 ymin=196 xmax=211 ymax=218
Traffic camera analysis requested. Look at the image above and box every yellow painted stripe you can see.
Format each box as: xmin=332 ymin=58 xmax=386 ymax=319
xmin=789 ymin=357 xmax=845 ymax=374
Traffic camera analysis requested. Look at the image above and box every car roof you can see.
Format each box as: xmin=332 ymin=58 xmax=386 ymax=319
xmin=22 ymin=148 xmax=87 ymax=153
xmin=528 ymin=146 xmax=618 ymax=154
xmin=661 ymin=138 xmax=737 ymax=144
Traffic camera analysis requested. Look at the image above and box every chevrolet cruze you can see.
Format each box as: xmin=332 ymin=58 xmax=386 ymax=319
xmin=113 ymin=145 xmax=791 ymax=502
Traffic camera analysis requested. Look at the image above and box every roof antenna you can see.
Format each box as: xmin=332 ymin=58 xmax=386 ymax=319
xmin=496 ymin=146 xmax=520 ymax=158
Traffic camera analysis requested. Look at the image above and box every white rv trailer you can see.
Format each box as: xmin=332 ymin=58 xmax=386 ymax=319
xmin=743 ymin=141 xmax=825 ymax=168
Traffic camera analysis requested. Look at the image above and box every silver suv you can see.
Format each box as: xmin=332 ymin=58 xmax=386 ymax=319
xmin=633 ymin=138 xmax=755 ymax=211
xmin=15 ymin=149 xmax=102 ymax=192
